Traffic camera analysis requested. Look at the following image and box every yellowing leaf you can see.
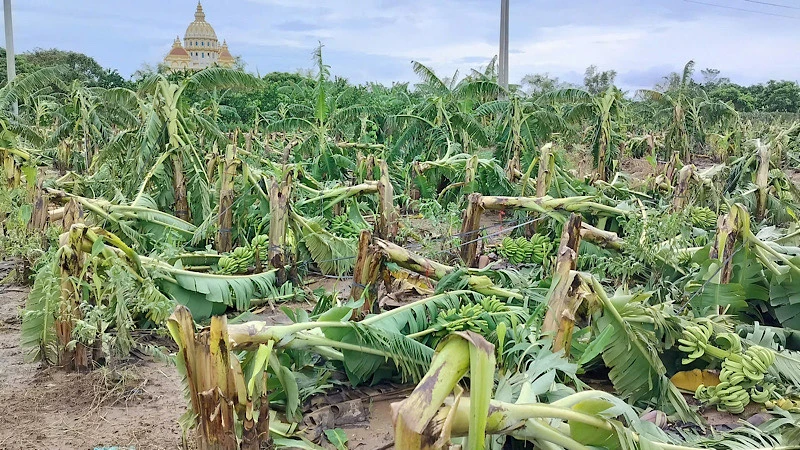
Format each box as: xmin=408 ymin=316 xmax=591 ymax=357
xmin=670 ymin=369 xmax=720 ymax=391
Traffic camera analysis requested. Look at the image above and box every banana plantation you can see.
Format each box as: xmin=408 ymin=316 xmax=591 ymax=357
xmin=2 ymin=51 xmax=800 ymax=449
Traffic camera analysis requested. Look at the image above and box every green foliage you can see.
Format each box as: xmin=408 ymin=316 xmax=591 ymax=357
xmin=323 ymin=429 xmax=348 ymax=450
xmin=591 ymin=280 xmax=700 ymax=423
xmin=20 ymin=251 xmax=60 ymax=363
xmin=8 ymin=41 xmax=800 ymax=447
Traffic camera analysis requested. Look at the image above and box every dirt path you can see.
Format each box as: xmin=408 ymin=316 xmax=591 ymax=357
xmin=0 ymin=286 xmax=185 ymax=450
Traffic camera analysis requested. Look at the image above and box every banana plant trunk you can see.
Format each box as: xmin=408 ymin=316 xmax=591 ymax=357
xmin=710 ymin=208 xmax=739 ymax=285
xmin=376 ymin=238 xmax=453 ymax=280
xmin=542 ymin=213 xmax=583 ymax=355
xmin=672 ymin=164 xmax=694 ymax=212
xmin=505 ymin=147 xmax=520 ymax=182
xmin=29 ymin=174 xmax=49 ymax=232
xmin=531 ymin=144 xmax=555 ymax=234
xmin=459 ymin=193 xmax=484 ymax=267
xmin=56 ymin=227 xmax=90 ymax=371
xmin=375 ymin=238 xmax=522 ymax=299
xmin=168 ymin=307 xmax=250 ymax=450
xmin=1 ymin=147 xmax=21 ymax=186
xmin=351 ymin=229 xmax=385 ymax=319
xmin=216 ymin=147 xmax=238 ymax=253
xmin=755 ymin=141 xmax=771 ymax=220
xmin=173 ymin=153 xmax=190 ymax=222
xmin=376 ymin=159 xmax=398 ymax=240
xmin=268 ymin=172 xmax=293 ymax=284
xmin=597 ymin=140 xmax=607 ymax=182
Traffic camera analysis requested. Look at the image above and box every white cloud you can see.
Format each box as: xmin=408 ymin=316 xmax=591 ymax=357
xmin=6 ymin=0 xmax=800 ymax=87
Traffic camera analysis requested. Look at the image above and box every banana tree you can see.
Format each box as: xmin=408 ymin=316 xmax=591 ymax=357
xmin=392 ymin=62 xmax=498 ymax=161
xmin=542 ymin=85 xmax=626 ymax=181
xmin=639 ymin=61 xmax=738 ymax=163
xmin=132 ymin=68 xmax=261 ymax=222
xmin=475 ymin=92 xmax=565 ymax=179
xmin=267 ymin=45 xmax=380 ymax=181
xmin=49 ymin=81 xmax=142 ymax=172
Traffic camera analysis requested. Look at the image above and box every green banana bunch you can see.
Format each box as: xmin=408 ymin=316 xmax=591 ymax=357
xmin=719 ymin=358 xmax=747 ymax=386
xmin=714 ymin=332 xmax=742 ymax=353
xmin=216 ymin=244 xmax=257 ymax=275
xmin=330 ymin=214 xmax=365 ymax=239
xmin=689 ymin=206 xmax=717 ymax=229
xmin=749 ymin=383 xmax=774 ymax=404
xmin=676 ymin=248 xmax=693 ymax=265
xmin=716 ymin=382 xmax=751 ymax=414
xmin=499 ymin=236 xmax=528 ymax=264
xmin=435 ymin=303 xmax=488 ymax=334
xmin=217 ymin=255 xmax=238 ymax=275
xmin=678 ymin=320 xmax=713 ymax=364
xmin=479 ymin=296 xmax=506 ymax=313
xmin=250 ymin=234 xmax=269 ymax=262
xmin=720 ymin=346 xmax=775 ymax=384
xmin=529 ymin=233 xmax=552 ymax=264
xmin=698 ymin=344 xmax=776 ymax=412
xmin=742 ymin=346 xmax=775 ymax=381
xmin=695 ymin=382 xmax=750 ymax=414
xmin=499 ymin=235 xmax=552 ymax=264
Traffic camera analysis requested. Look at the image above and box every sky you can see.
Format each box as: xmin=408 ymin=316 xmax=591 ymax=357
xmin=5 ymin=0 xmax=800 ymax=91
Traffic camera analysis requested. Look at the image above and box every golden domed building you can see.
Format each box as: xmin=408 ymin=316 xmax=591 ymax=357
xmin=163 ymin=2 xmax=235 ymax=72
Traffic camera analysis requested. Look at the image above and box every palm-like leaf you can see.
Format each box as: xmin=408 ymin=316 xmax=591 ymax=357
xmin=20 ymin=254 xmax=61 ymax=364
xmin=411 ymin=61 xmax=449 ymax=96
xmin=586 ymin=275 xmax=700 ymax=424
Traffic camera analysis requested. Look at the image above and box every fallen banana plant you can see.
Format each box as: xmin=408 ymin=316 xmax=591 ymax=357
xmin=391 ymin=330 xmax=796 ymax=450
xmin=168 ymin=306 xmax=324 ymax=450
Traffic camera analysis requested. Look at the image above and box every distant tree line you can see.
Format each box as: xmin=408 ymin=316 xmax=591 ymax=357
xmin=520 ymin=65 xmax=800 ymax=114
xmin=0 ymin=48 xmax=129 ymax=89
xmin=1 ymin=47 xmax=798 ymax=120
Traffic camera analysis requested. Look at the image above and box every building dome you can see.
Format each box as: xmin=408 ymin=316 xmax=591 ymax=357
xmin=184 ymin=2 xmax=218 ymax=41
xmin=166 ymin=37 xmax=190 ymax=59
xmin=164 ymin=2 xmax=238 ymax=72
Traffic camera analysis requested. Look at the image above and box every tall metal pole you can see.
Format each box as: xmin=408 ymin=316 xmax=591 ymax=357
xmin=3 ymin=0 xmax=17 ymax=115
xmin=498 ymin=0 xmax=509 ymax=91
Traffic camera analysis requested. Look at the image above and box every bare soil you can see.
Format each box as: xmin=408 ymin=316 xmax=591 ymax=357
xmin=0 ymin=286 xmax=185 ymax=450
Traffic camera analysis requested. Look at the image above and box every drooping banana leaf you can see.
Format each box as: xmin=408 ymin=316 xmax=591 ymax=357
xmin=291 ymin=211 xmax=356 ymax=275
xmin=587 ymin=275 xmax=701 ymax=424
xmin=20 ymin=253 xmax=61 ymax=364
xmin=151 ymin=263 xmax=280 ymax=319
xmin=317 ymin=306 xmax=435 ymax=385
xmin=768 ymin=268 xmax=800 ymax=330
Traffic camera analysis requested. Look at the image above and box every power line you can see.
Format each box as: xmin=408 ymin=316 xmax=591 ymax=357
xmin=683 ymin=0 xmax=800 ymax=19
xmin=743 ymin=0 xmax=800 ymax=11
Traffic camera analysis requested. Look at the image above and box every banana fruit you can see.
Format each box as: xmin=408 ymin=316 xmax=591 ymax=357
xmin=498 ymin=234 xmax=552 ymax=264
xmin=216 ymin=234 xmax=270 ymax=274
xmin=692 ymin=342 xmax=777 ymax=413
xmin=689 ymin=206 xmax=717 ymax=229
xmin=330 ymin=214 xmax=367 ymax=239
xmin=678 ymin=320 xmax=713 ymax=364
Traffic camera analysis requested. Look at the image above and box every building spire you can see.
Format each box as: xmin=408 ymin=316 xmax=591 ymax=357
xmin=195 ymin=2 xmax=205 ymax=21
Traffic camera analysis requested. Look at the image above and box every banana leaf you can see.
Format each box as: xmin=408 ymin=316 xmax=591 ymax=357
xmin=153 ymin=265 xmax=280 ymax=319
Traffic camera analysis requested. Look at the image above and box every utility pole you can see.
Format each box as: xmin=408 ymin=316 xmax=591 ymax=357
xmin=3 ymin=0 xmax=17 ymax=115
xmin=498 ymin=0 xmax=509 ymax=92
